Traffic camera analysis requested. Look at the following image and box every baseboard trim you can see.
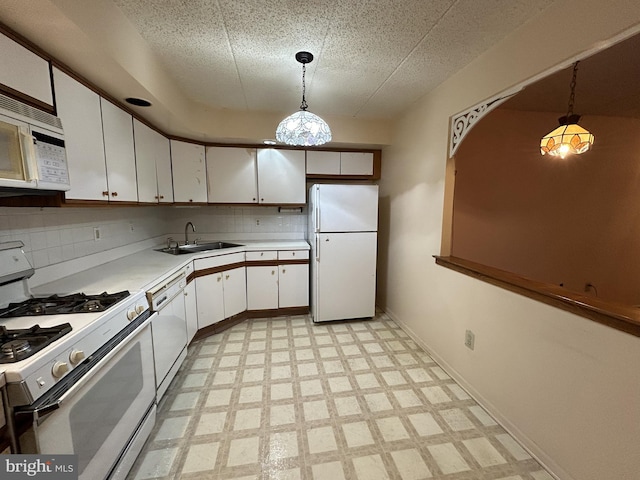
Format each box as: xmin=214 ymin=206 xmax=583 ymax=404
xmin=383 ymin=306 xmax=567 ymax=480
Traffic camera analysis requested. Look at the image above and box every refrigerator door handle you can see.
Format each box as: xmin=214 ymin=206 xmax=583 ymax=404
xmin=315 ymin=199 xmax=320 ymax=233
xmin=315 ymin=236 xmax=320 ymax=261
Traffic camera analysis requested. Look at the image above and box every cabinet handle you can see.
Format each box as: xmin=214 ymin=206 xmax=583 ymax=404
xmin=282 ymin=269 xmax=286 ymax=274
xmin=102 ymin=191 xmax=109 ymax=197
xmin=260 ymin=252 xmax=264 ymax=256
xmin=271 ymin=270 xmax=275 ymax=275
xmin=261 ymin=198 xmax=264 ymax=202
xmin=225 ymin=274 xmax=230 ymax=280
xmin=160 ymin=195 xmax=164 ymax=199
xmin=154 ymin=195 xmax=159 ymax=199
xmin=111 ymin=191 xmax=118 ymax=197
xmin=292 ymin=252 xmax=295 ymax=256
xmin=253 ymin=197 xmax=256 ymax=201
xmin=217 ymin=276 xmax=222 ymax=282
xmin=189 ymin=199 xmax=193 ymax=202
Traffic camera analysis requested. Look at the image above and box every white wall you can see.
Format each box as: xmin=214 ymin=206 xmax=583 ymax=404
xmin=377 ymin=1 xmax=640 ymax=479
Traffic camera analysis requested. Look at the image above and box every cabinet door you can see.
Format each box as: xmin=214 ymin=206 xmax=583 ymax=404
xmin=195 ymin=273 xmax=225 ymax=328
xmin=53 ymin=68 xmax=108 ymax=201
xmin=133 ymin=119 xmax=157 ymax=203
xmin=155 ymin=134 xmax=174 ymax=204
xmin=256 ymin=149 xmax=306 ymax=204
xmin=170 ymin=140 xmax=207 ymax=203
xmin=306 ymin=151 xmax=340 ymax=175
xmin=279 ymin=263 xmax=309 ymax=308
xmin=184 ymin=280 xmax=198 ymax=343
xmin=223 ymin=266 xmax=247 ymax=318
xmin=340 ymin=152 xmax=374 ymax=175
xmin=0 ymin=33 xmax=53 ymax=107
xmin=246 ymin=266 xmax=278 ymax=310
xmin=101 ymin=98 xmax=138 ymax=201
xmin=134 ymin=119 xmax=172 ymax=203
xmin=206 ymin=146 xmax=258 ymax=203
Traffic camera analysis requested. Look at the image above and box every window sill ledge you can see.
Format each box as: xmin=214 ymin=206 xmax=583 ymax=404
xmin=434 ymin=256 xmax=640 ymax=338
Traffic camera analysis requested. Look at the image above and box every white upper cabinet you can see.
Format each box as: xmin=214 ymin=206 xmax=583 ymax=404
xmin=53 ymin=67 xmax=108 ymax=201
xmin=170 ymin=140 xmax=207 ymax=203
xmin=340 ymin=152 xmax=374 ymax=175
xmin=306 ymin=150 xmax=374 ymax=176
xmin=206 ymin=146 xmax=257 ymax=203
xmin=257 ymin=148 xmax=306 ymax=204
xmin=306 ymin=151 xmax=340 ymax=175
xmin=100 ymin=98 xmax=138 ymax=202
xmin=0 ymin=33 xmax=53 ymax=107
xmin=134 ymin=119 xmax=173 ymax=203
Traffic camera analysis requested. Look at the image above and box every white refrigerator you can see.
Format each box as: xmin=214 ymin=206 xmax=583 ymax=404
xmin=308 ymin=184 xmax=378 ymax=323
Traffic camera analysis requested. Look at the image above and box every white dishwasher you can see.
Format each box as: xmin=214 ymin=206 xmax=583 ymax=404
xmin=146 ymin=268 xmax=188 ymax=402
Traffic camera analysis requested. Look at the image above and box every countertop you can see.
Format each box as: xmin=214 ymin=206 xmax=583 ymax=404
xmin=32 ymin=240 xmax=309 ymax=296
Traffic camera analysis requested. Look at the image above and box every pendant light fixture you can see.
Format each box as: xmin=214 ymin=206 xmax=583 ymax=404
xmin=276 ymin=51 xmax=332 ymax=146
xmin=540 ymin=61 xmax=594 ymax=159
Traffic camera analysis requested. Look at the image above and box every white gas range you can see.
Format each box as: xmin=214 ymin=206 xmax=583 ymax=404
xmin=0 ymin=241 xmax=156 ymax=480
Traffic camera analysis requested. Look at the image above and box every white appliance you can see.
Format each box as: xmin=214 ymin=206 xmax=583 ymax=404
xmin=308 ymin=184 xmax=378 ymax=322
xmin=146 ymin=268 xmax=189 ymax=402
xmin=0 ymin=92 xmax=70 ymax=193
xmin=0 ymin=241 xmax=155 ymax=480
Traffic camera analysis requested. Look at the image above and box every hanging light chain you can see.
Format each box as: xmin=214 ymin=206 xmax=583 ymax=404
xmin=299 ymin=63 xmax=308 ymax=111
xmin=566 ymin=61 xmax=579 ymax=118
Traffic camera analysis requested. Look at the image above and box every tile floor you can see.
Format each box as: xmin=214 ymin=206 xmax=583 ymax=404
xmin=127 ymin=311 xmax=554 ymax=480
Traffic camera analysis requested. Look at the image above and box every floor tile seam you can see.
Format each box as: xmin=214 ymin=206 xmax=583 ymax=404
xmin=142 ymin=316 xmax=552 ymax=480
xmin=170 ymin=436 xmax=225 ymax=480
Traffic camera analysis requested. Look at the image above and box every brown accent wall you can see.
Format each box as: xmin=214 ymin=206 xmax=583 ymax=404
xmin=452 ymin=108 xmax=640 ymax=305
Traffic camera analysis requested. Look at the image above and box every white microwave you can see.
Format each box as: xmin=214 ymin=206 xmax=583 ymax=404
xmin=0 ymin=93 xmax=70 ymax=192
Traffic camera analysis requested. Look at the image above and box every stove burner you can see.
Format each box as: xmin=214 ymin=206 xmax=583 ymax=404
xmin=0 ymin=291 xmax=130 ymax=318
xmin=1 ymin=339 xmax=31 ymax=359
xmin=0 ymin=323 xmax=72 ymax=363
xmin=29 ymin=303 xmax=57 ymax=315
xmin=77 ymin=300 xmax=103 ymax=312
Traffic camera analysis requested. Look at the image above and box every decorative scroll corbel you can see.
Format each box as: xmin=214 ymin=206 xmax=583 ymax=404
xmin=449 ymin=87 xmax=522 ymax=157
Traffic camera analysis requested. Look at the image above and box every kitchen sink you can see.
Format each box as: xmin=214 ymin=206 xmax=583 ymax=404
xmin=156 ymin=241 xmax=241 ymax=255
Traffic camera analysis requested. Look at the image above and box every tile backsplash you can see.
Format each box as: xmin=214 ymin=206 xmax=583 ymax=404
xmin=165 ymin=205 xmax=307 ymax=241
xmin=0 ymin=206 xmax=168 ymax=269
xmin=0 ymin=205 xmax=307 ymax=270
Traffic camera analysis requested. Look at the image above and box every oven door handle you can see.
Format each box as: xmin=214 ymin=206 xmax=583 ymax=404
xmin=15 ymin=315 xmax=153 ymax=426
xmin=15 ymin=401 xmax=60 ymax=422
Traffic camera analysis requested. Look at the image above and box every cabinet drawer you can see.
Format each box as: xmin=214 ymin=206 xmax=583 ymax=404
xmin=278 ymin=250 xmax=309 ymax=260
xmin=194 ymin=252 xmax=245 ymax=271
xmin=246 ymin=250 xmax=278 ymax=261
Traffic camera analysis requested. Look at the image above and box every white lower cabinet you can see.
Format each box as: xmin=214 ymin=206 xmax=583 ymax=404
xmin=278 ymin=263 xmax=309 ymax=308
xmin=184 ymin=280 xmax=198 ymax=343
xmin=195 ymin=266 xmax=247 ymax=328
xmin=246 ymin=250 xmax=309 ymax=310
xmin=247 ymin=266 xmax=279 ymax=310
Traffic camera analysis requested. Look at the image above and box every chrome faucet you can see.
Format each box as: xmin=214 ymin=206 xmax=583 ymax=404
xmin=184 ymin=222 xmax=196 ymax=245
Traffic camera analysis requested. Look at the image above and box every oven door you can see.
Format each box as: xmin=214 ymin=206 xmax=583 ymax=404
xmin=17 ymin=316 xmax=156 ymax=480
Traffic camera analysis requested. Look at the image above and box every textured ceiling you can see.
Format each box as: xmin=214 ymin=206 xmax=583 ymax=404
xmin=105 ymin=0 xmax=554 ymax=120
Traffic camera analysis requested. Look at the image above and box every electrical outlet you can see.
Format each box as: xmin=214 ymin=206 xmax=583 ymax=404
xmin=93 ymin=227 xmax=101 ymax=241
xmin=464 ymin=329 xmax=475 ymax=350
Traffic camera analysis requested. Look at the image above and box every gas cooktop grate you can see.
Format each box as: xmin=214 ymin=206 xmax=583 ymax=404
xmin=0 ymin=323 xmax=72 ymax=363
xmin=0 ymin=291 xmax=130 ymax=318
